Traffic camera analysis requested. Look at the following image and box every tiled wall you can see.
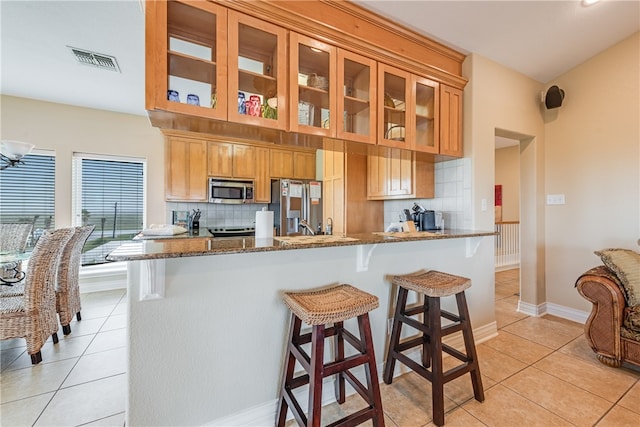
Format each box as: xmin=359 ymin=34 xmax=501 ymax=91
xmin=165 ymin=201 xmax=268 ymax=229
xmin=383 ymin=157 xmax=472 ymax=230
xmin=167 ymin=157 xmax=472 ymax=231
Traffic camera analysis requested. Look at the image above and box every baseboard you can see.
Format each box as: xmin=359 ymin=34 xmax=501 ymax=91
xmin=204 ymin=321 xmax=498 ymax=426
xmin=517 ymin=300 xmax=546 ymax=317
xmin=545 ymin=302 xmax=589 ymax=324
xmin=79 ymin=262 xmax=127 ymax=293
xmin=517 ymin=300 xmax=589 ymax=325
xmin=495 ymin=263 xmax=520 ymax=272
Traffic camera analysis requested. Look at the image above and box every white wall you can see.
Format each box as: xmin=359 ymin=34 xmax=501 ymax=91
xmin=544 ymin=32 xmax=640 ymax=312
xmin=1 ymin=95 xmax=166 ymax=227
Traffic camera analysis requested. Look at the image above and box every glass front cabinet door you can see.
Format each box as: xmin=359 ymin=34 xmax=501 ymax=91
xmin=413 ymin=75 xmax=439 ymax=154
xmin=227 ymin=11 xmax=287 ymax=130
xmin=378 ymin=64 xmax=410 ymax=149
xmin=336 ymin=49 xmax=377 ymax=144
xmin=289 ymin=33 xmax=337 ymax=136
xmin=151 ymin=1 xmax=228 ymax=120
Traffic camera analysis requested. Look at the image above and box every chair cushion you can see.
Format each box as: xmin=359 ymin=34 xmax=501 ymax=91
xmin=623 ymin=305 xmax=640 ymax=337
xmin=595 ymin=248 xmax=640 ymax=307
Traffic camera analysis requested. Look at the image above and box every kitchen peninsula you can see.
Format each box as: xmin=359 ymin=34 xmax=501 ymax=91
xmin=107 ymin=230 xmax=496 ymax=426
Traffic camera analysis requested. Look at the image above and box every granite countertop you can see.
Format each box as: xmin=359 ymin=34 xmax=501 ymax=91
xmin=106 ymin=229 xmax=496 ymax=262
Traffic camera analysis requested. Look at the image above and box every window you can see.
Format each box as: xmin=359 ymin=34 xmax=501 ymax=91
xmin=0 ymin=152 xmax=55 ymax=248
xmin=73 ymin=153 xmax=145 ymax=266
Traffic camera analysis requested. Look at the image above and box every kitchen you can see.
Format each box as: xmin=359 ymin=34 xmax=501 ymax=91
xmin=1 ymin=0 xmax=638 ymax=425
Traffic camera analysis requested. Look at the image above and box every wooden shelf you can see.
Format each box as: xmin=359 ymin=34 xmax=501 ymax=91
xmin=298 ymin=85 xmax=330 ymax=110
xmin=238 ymin=70 xmax=277 ymax=97
xmin=343 ymin=96 xmax=370 ymax=115
xmin=169 ymin=51 xmax=217 ymax=84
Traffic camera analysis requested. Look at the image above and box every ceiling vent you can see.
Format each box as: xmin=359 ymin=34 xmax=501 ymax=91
xmin=68 ymin=47 xmax=120 ymax=73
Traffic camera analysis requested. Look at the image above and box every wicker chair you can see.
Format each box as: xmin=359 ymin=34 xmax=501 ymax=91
xmin=56 ymin=225 xmax=95 ymax=335
xmin=0 ymin=223 xmax=33 ymax=282
xmin=0 ymin=227 xmax=74 ymax=364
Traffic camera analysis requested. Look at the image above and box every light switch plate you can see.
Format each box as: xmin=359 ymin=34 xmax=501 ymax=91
xmin=546 ymin=194 xmax=565 ymax=205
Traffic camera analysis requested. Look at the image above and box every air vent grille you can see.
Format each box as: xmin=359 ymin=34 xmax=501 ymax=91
xmin=68 ymin=47 xmax=120 ymax=72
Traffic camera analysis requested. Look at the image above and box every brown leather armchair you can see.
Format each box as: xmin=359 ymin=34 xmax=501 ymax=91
xmin=576 ymin=266 xmax=640 ymax=368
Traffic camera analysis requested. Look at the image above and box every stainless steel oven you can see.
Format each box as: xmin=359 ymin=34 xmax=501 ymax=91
xmin=208 ymin=178 xmax=254 ymax=204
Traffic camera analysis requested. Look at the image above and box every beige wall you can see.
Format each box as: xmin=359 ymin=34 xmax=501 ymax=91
xmin=463 ymin=53 xmax=547 ymax=306
xmin=495 ymin=145 xmax=520 ymax=222
xmin=0 ymin=95 xmax=166 ymax=227
xmin=544 ymin=32 xmax=640 ymax=312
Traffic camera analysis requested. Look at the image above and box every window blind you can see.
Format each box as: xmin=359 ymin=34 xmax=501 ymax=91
xmin=0 ymin=153 xmax=55 ymax=248
xmin=73 ymin=155 xmax=145 ymax=266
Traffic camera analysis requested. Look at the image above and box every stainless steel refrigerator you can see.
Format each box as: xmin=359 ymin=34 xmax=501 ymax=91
xmin=268 ymin=179 xmax=323 ymax=236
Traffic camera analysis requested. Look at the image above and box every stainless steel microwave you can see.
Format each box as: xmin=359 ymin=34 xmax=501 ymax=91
xmin=208 ymin=178 xmax=254 ymax=204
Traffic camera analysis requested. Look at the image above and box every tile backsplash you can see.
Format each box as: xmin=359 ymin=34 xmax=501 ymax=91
xmin=167 ymin=158 xmax=471 ymax=231
xmin=165 ymin=202 xmax=268 ymax=229
xmin=383 ymin=157 xmax=471 ymax=230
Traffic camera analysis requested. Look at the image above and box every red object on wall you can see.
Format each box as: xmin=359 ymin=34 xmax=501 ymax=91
xmin=495 ymin=185 xmax=502 ymax=206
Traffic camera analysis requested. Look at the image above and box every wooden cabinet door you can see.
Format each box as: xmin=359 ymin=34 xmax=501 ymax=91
xmin=367 ymin=146 xmax=414 ymax=200
xmin=337 ymin=49 xmax=377 ymax=144
xmin=293 ymin=151 xmax=316 ymax=180
xmin=270 ymin=149 xmax=293 ymax=178
xmin=254 ymin=147 xmax=271 ymax=203
xmin=289 ymin=32 xmax=337 ymax=137
xmin=322 ymin=139 xmax=345 ymax=235
xmin=227 ymin=11 xmax=288 ymax=130
xmin=207 ymin=141 xmax=233 ymax=177
xmin=148 ymin=1 xmax=228 ymax=120
xmin=165 ymin=137 xmax=207 ymax=201
xmin=378 ymin=63 xmax=412 ymax=149
xmin=232 ymin=144 xmax=256 ymax=178
xmin=440 ymin=85 xmax=463 ymax=157
xmin=413 ymin=75 xmax=439 ymax=154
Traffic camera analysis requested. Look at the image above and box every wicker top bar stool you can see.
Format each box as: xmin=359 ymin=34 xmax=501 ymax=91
xmin=277 ymin=284 xmax=385 ymax=427
xmin=383 ymin=270 xmax=484 ymax=426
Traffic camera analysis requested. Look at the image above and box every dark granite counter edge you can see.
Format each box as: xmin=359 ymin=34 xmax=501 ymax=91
xmin=106 ymin=230 xmax=497 ymax=262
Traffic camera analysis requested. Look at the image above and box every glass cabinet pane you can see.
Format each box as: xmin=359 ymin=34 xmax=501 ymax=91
xmin=337 ymin=50 xmax=376 ymax=144
xmin=379 ymin=64 xmax=410 ymax=148
xmin=165 ymin=1 xmax=225 ymax=117
xmin=414 ymin=77 xmax=439 ymax=153
xmin=290 ymin=33 xmax=336 ymax=136
xmin=228 ymin=11 xmax=286 ymax=129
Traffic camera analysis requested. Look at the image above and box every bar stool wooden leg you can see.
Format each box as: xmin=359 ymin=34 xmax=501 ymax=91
xmin=429 ymin=296 xmax=445 ymax=427
xmin=308 ymin=324 xmax=326 ymax=427
xmin=383 ymin=286 xmax=408 ymax=384
xmin=456 ymin=292 xmax=485 ymax=403
xmin=276 ymin=314 xmax=301 ymax=427
xmin=334 ymin=321 xmax=346 ymax=404
xmin=358 ymin=313 xmax=385 ymax=427
xmin=421 ymin=295 xmax=431 ymax=369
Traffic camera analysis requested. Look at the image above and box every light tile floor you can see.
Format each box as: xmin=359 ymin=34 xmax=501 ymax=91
xmin=2 ymin=269 xmax=640 ymax=426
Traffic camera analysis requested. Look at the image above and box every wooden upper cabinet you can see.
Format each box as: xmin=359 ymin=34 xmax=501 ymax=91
xmin=232 ymin=144 xmax=256 ymax=178
xmin=207 ymin=141 xmax=256 ymax=178
xmin=270 ymin=149 xmax=294 ymax=178
xmin=289 ymin=33 xmax=337 ymax=137
xmin=165 ymin=137 xmax=208 ymax=202
xmin=378 ymin=64 xmax=440 ymax=153
xmin=207 ymin=141 xmax=233 ymax=177
xmin=227 ymin=11 xmax=287 ymax=130
xmin=413 ymin=75 xmax=439 ymax=154
xmin=378 ymin=64 xmax=411 ymax=149
xmin=337 ymin=49 xmax=377 ymax=144
xmin=254 ymin=147 xmax=271 ymax=203
xmin=440 ymin=85 xmax=463 ymax=158
xmin=293 ymin=151 xmax=316 ymax=180
xmin=147 ymin=1 xmax=228 ymax=120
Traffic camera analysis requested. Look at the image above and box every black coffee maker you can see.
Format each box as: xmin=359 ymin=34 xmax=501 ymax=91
xmin=411 ymin=203 xmax=437 ymax=231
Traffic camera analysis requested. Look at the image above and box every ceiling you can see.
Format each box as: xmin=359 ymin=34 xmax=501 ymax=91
xmin=1 ymin=0 xmax=638 ymax=118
